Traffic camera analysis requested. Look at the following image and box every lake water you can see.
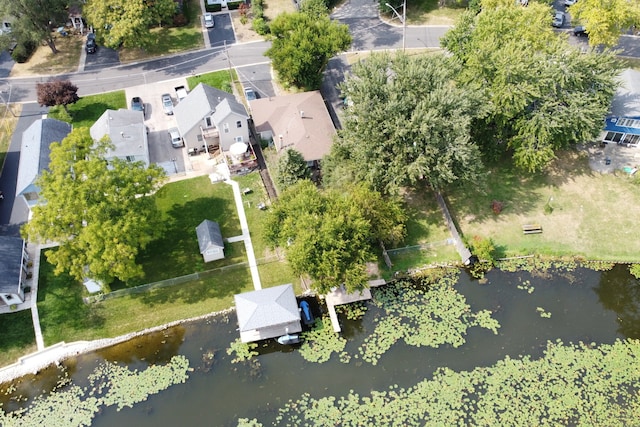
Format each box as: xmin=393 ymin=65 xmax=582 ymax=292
xmin=2 ymin=265 xmax=637 ymax=426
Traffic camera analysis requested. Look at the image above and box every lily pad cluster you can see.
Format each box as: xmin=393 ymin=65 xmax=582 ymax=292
xmin=227 ymin=338 xmax=259 ymax=363
xmin=299 ymin=317 xmax=347 ymax=363
xmin=357 ymin=276 xmax=500 ymax=365
xmin=0 ymin=355 xmax=190 ymax=427
xmin=271 ymin=339 xmax=640 ymax=426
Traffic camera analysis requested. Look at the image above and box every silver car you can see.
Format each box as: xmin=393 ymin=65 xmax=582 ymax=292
xmin=161 ymin=93 xmax=173 ymax=115
xmin=168 ymin=127 xmax=184 ymax=148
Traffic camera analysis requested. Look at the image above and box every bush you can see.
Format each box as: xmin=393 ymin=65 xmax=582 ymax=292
xmin=228 ymin=1 xmax=244 ymax=10
xmin=11 ymin=40 xmax=36 ymax=63
xmin=173 ymin=13 xmax=188 ymax=26
xmin=252 ymin=17 xmax=269 ymax=35
xmin=206 ymin=3 xmax=223 ymax=12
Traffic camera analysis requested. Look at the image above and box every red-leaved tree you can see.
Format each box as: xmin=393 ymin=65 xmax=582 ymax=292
xmin=36 ymin=80 xmax=80 ymax=113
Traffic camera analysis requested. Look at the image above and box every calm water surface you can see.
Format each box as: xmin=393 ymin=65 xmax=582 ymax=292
xmin=5 ymin=266 xmax=639 ymax=426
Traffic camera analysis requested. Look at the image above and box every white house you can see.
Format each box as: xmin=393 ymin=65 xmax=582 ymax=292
xmin=174 ymin=83 xmax=250 ymax=154
xmin=16 ymin=118 xmax=72 ymax=212
xmin=90 ymin=109 xmax=150 ymax=167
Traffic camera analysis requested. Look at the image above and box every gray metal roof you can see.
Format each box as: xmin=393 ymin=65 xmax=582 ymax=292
xmin=611 ymin=69 xmax=640 ymax=117
xmin=174 ymin=83 xmax=247 ymax=136
xmin=211 ymin=97 xmax=249 ymax=125
xmin=234 ymin=284 xmax=300 ymax=332
xmin=0 ymin=236 xmax=24 ymax=294
xmin=195 ymin=220 xmax=224 ymax=253
xmin=90 ymin=109 xmax=147 ymax=161
xmin=16 ymin=118 xmax=72 ymax=196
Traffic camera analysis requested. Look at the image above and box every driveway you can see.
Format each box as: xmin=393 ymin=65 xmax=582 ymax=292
xmin=83 ymin=45 xmax=120 ymax=72
xmin=207 ymin=13 xmax=236 ymax=49
xmin=125 ymin=80 xmax=188 ymax=176
xmin=236 ymin=63 xmax=275 ymax=99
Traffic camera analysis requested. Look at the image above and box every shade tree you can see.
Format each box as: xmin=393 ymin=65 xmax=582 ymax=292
xmin=569 ymin=0 xmax=640 ymax=47
xmin=36 ymin=80 xmax=80 ymax=113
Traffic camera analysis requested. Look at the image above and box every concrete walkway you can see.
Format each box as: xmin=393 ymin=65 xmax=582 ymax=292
xmin=224 ymin=179 xmax=261 ymax=290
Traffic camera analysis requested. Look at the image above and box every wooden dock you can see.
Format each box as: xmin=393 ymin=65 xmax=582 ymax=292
xmin=325 ymin=280 xmax=385 ymax=332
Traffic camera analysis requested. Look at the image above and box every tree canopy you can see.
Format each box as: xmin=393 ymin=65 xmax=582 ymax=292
xmin=264 ymin=181 xmax=406 ymax=294
xmin=570 ymin=0 xmax=640 ymax=47
xmin=84 ymin=0 xmax=176 ymax=49
xmin=37 ymin=80 xmax=80 ymax=113
xmin=275 ymin=149 xmax=311 ymax=190
xmin=266 ymin=11 xmax=351 ymax=90
xmin=23 ymin=128 xmax=166 ymax=284
xmin=323 ymin=52 xmax=486 ymax=195
xmin=441 ymin=1 xmax=621 ymax=171
xmin=0 ymin=0 xmax=69 ymax=53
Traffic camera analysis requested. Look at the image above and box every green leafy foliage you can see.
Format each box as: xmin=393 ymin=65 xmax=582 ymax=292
xmin=84 ymin=0 xmax=177 ymax=49
xmin=266 ymin=12 xmax=351 ymax=90
xmin=0 ymin=356 xmax=190 ymax=426
xmin=570 ymin=0 xmax=640 ymax=47
xmin=275 ymin=149 xmax=311 ymax=190
xmin=299 ymin=317 xmax=347 ymax=363
xmin=226 ymin=338 xmax=259 ymax=363
xmin=441 ymin=2 xmax=621 ymax=172
xmin=324 ymin=52 xmax=486 ymax=195
xmin=273 ymin=339 xmax=640 ymax=425
xmin=263 ymin=181 xmax=406 ymax=293
xmin=0 ymin=0 xmax=68 ymax=54
xmin=22 ymin=128 xmax=166 ymax=284
xmin=630 ymin=264 xmax=640 ymax=279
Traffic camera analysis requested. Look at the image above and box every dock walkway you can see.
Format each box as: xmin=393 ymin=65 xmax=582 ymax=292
xmin=325 ymin=279 xmax=385 ymax=332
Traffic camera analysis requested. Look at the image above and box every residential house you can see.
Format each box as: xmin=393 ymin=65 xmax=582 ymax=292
xmin=0 ymin=236 xmax=29 ymax=308
xmin=251 ymin=91 xmax=336 ymax=167
xmin=90 ymin=109 xmax=150 ymax=167
xmin=602 ymin=69 xmax=640 ymax=147
xmin=196 ymin=220 xmax=225 ymax=262
xmin=173 ymin=83 xmax=250 ymax=154
xmin=67 ymin=4 xmax=85 ymax=33
xmin=234 ymin=284 xmax=302 ymax=343
xmin=16 ymin=118 xmax=72 ymax=212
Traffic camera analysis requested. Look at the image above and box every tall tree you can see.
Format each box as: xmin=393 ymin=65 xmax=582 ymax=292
xmin=323 ymin=52 xmax=486 ymax=195
xmin=23 ymin=128 xmax=166 ymax=284
xmin=36 ymin=80 xmax=80 ymax=113
xmin=266 ymin=12 xmax=351 ymax=90
xmin=441 ymin=1 xmax=621 ymax=172
xmin=264 ymin=181 xmax=406 ymax=294
xmin=570 ymin=0 xmax=640 ymax=47
xmin=275 ymin=149 xmax=311 ymax=190
xmin=84 ymin=0 xmax=176 ymax=49
xmin=0 ymin=0 xmax=69 ymax=54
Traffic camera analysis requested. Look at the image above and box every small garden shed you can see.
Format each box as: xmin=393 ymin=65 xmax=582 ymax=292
xmin=196 ymin=220 xmax=225 ymax=262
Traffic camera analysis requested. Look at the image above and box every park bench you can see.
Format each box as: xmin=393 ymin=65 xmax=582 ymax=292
xmin=522 ymin=224 xmax=543 ymax=234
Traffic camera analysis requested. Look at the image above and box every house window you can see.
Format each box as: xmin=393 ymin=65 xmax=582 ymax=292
xmin=604 ymin=132 xmax=623 ymax=143
xmin=236 ymin=120 xmax=242 ymax=128
xmin=617 ymin=118 xmax=640 ymax=129
xmin=623 ymin=134 xmax=640 ymax=145
xmin=223 ymin=123 xmax=229 ymax=134
xmin=126 ymin=155 xmax=135 ymax=162
xmin=197 ymin=135 xmax=203 ymax=142
xmin=23 ymin=192 xmax=38 ymax=201
xmin=235 ymin=136 xmax=244 ymax=143
xmin=205 ymin=117 xmax=212 ymax=127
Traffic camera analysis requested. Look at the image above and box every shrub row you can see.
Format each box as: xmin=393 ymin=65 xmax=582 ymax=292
xmin=252 ymin=0 xmax=270 ymax=35
xmin=11 ymin=40 xmax=37 ymax=63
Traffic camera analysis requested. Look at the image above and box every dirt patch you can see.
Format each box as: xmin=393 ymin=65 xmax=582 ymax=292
xmin=230 ymin=11 xmax=264 ymax=44
xmin=10 ymin=35 xmax=83 ymax=77
xmin=263 ymin=0 xmax=297 ymax=21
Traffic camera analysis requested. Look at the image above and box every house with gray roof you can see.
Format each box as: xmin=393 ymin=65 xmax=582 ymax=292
xmin=234 ymin=284 xmax=302 ymax=343
xmin=0 ymin=236 xmax=29 ymax=308
xmin=16 ymin=118 xmax=72 ymax=211
xmin=173 ymin=83 xmax=249 ymax=154
xmin=196 ymin=219 xmax=225 ymax=262
xmin=90 ymin=109 xmax=149 ymax=167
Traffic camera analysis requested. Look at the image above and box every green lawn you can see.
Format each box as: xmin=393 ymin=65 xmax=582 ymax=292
xmin=383 ymin=0 xmax=466 ymax=26
xmin=187 ymin=69 xmax=237 ymax=93
xmin=447 ymin=151 xmax=640 ymax=261
xmin=0 ymin=310 xmax=37 ymax=368
xmin=48 ymin=91 xmax=127 ymax=129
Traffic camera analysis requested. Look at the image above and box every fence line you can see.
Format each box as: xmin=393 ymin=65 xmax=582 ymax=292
xmin=386 ymin=239 xmax=454 ymax=256
xmin=83 ymin=254 xmax=282 ymax=304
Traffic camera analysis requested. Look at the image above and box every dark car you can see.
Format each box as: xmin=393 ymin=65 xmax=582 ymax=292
xmin=573 ymin=26 xmax=588 ymax=37
xmin=130 ymin=97 xmax=145 ymax=114
xmin=85 ymin=38 xmax=97 ymax=54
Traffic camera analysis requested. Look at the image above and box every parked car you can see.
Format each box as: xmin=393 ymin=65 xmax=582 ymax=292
xmin=573 ymin=26 xmax=588 ymax=37
xmin=244 ymin=87 xmax=256 ymax=101
xmin=552 ymin=12 xmax=565 ymax=28
xmin=204 ymin=13 xmax=214 ymax=28
xmin=161 ymin=93 xmax=174 ymax=115
xmin=564 ymin=0 xmax=577 ymax=5
xmin=85 ymin=38 xmax=96 ymax=54
xmin=168 ymin=127 xmax=184 ymax=148
xmin=130 ymin=97 xmax=144 ymax=113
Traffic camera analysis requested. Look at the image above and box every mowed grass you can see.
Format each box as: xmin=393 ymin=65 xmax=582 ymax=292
xmin=0 ymin=310 xmax=37 ymax=368
xmin=187 ymin=69 xmax=236 ymax=92
xmin=48 ymin=91 xmax=127 ymax=129
xmin=447 ymin=150 xmax=640 ymax=261
xmin=381 ymin=0 xmax=466 ymax=25
xmin=36 ymin=251 xmax=254 ymax=345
